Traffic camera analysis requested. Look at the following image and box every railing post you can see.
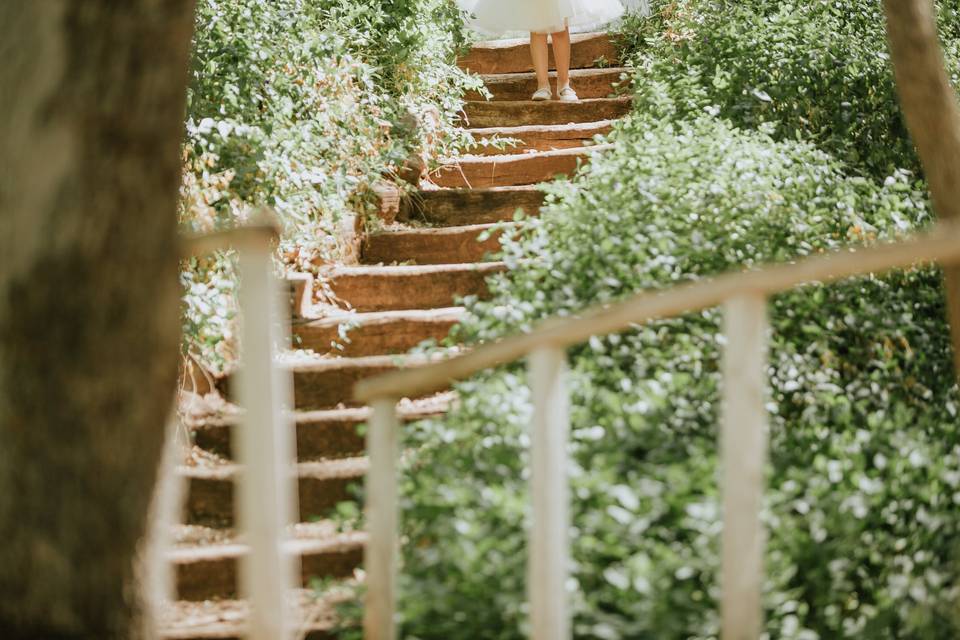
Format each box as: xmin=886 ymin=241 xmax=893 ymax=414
xmin=146 ymin=404 xmax=188 ymax=610
xmin=364 ymin=397 xmax=401 ymax=640
xmin=527 ymin=347 xmax=571 ymax=640
xmin=720 ymin=293 xmax=769 ymax=640
xmin=235 ymin=239 xmax=298 ymax=640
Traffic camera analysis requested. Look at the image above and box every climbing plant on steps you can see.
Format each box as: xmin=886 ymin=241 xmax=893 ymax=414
xmin=178 ymin=0 xmax=481 ymax=376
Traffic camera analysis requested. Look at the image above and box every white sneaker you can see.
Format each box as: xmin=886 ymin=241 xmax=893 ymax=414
xmin=558 ymin=86 xmax=579 ymax=102
xmin=531 ymin=87 xmax=552 ymax=101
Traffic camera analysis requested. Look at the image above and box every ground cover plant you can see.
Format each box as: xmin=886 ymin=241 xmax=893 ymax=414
xmin=178 ymin=0 xmax=479 ymax=374
xmin=388 ymin=2 xmax=960 ymax=638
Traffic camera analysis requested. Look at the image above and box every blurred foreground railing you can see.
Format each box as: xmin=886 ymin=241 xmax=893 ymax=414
xmin=167 ymin=217 xmax=299 ymax=639
xmin=354 ymin=222 xmax=960 ymax=640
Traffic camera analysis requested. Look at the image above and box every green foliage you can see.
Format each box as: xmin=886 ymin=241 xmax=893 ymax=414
xmin=618 ymin=0 xmax=960 ymax=179
xmin=393 ymin=114 xmax=960 ymax=638
xmin=183 ymin=0 xmax=477 ymax=243
xmin=179 ymin=0 xmax=479 ymax=373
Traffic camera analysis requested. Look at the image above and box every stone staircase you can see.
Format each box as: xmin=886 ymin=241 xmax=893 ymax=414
xmin=161 ymin=31 xmax=628 ymax=639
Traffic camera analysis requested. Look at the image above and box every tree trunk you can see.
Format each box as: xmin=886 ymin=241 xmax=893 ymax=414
xmin=0 ymin=2 xmax=195 ymax=638
xmin=883 ymin=0 xmax=960 ymax=374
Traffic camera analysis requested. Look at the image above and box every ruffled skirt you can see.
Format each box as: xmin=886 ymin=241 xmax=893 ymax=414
xmin=458 ymin=0 xmax=625 ymax=35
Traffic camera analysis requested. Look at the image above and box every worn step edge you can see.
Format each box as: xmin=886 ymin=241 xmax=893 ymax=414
xmin=191 ymin=392 xmax=456 ymax=460
xmin=463 ymin=97 xmax=633 ymax=128
xmin=223 ymin=352 xmax=444 ymax=410
xmin=289 ymin=351 xmax=461 ymax=409
xmin=467 ymin=119 xmax=616 ymax=155
xmin=326 ymin=261 xmax=506 ymax=312
xmin=158 ymin=590 xmax=345 ymax=640
xmin=468 ymin=66 xmax=631 ymax=101
xmin=432 ymin=144 xmax=612 ymax=189
xmin=362 ymin=223 xmax=514 ymax=266
xmin=191 ymin=393 xmax=454 ymax=462
xmin=441 ymin=142 xmax=612 ymax=165
xmin=170 ymin=529 xmax=366 ymax=601
xmin=468 ymin=118 xmax=617 ymax=140
xmin=293 ymin=306 xmax=466 ymax=355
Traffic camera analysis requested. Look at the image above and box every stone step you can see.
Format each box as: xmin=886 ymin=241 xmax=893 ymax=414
xmin=289 ymin=353 xmax=453 ymax=410
xmin=363 ymin=223 xmax=512 ymax=266
xmin=158 ymin=591 xmax=344 ymax=640
xmin=223 ymin=353 xmax=431 ymax=410
xmin=467 ymin=67 xmax=630 ymax=101
xmin=183 ymin=457 xmax=368 ymax=526
xmin=399 ymin=186 xmax=544 ymax=225
xmin=170 ymin=523 xmax=365 ymax=601
xmin=432 ymin=144 xmax=611 ymax=189
xmin=327 ymin=262 xmax=504 ymax=312
xmin=459 ymin=32 xmax=619 ymax=75
xmin=191 ymin=393 xmax=455 ymax=460
xmin=467 ymin=119 xmax=615 ymax=155
xmin=293 ymin=307 xmax=465 ymax=356
xmin=464 ymin=97 xmax=632 ymax=128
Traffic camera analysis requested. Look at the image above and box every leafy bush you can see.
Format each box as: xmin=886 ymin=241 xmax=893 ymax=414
xmin=179 ymin=0 xmax=479 ymax=373
xmin=394 ymin=115 xmax=960 ymax=638
xmin=617 ymin=0 xmax=960 ymax=179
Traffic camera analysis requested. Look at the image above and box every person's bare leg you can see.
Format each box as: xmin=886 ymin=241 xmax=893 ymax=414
xmin=530 ymin=32 xmax=551 ymax=98
xmin=551 ymin=26 xmax=571 ymax=91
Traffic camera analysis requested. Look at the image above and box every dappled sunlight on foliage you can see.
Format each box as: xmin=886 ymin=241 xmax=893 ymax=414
xmin=390 ymin=3 xmax=960 ymax=638
xmin=178 ymin=0 xmax=480 ymax=373
xmin=619 ymin=0 xmax=960 ymax=179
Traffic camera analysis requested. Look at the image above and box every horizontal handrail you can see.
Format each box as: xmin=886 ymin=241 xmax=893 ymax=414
xmin=355 ymin=221 xmax=960 ymax=402
xmin=179 ymin=218 xmax=280 ymax=259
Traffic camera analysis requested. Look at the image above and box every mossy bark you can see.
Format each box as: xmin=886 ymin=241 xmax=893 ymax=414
xmin=0 ymin=2 xmax=195 ymax=638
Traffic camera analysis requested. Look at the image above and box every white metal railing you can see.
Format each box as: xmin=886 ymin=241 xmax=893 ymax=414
xmin=155 ymin=217 xmax=299 ymax=639
xmin=354 ymin=222 xmax=960 ymax=640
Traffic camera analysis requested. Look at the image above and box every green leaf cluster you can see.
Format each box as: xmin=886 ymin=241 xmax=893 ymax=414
xmin=616 ymin=0 xmax=960 ymax=179
xmin=178 ymin=0 xmax=479 ymax=374
xmin=390 ymin=3 xmax=960 ymax=637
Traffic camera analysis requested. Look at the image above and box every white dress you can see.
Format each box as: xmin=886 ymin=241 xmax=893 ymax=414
xmin=458 ymin=0 xmax=626 ymax=35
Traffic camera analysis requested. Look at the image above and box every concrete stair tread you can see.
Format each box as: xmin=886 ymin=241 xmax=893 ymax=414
xmin=295 ymin=390 xmax=456 ymax=422
xmin=399 ymin=185 xmax=545 ymax=225
xmin=464 ymin=97 xmax=632 ymax=128
xmin=445 ymin=144 xmax=609 ymax=163
xmin=183 ymin=456 xmax=369 ymax=525
xmin=468 ymin=118 xmax=617 ymax=139
xmin=370 ymin=222 xmax=502 ymax=236
xmin=326 ymin=261 xmax=505 ymax=312
xmin=169 ymin=523 xmax=366 ymax=562
xmin=179 ymin=456 xmax=368 ymax=483
xmin=158 ymin=590 xmax=345 ymax=639
xmin=221 ymin=351 xmax=455 ymax=410
xmin=284 ymin=351 xmax=437 ymax=373
xmin=471 ymin=66 xmax=630 ymax=101
xmin=480 ymin=66 xmax=630 ymax=84
xmin=169 ymin=521 xmax=365 ymax=602
xmin=283 ymin=350 xmax=459 ymax=409
xmin=191 ymin=392 xmax=457 ymax=460
xmin=298 ymin=306 xmax=466 ymax=328
xmin=432 ymin=144 xmax=612 ymax=188
xmin=293 ymin=307 xmax=465 ymax=356
xmin=362 ymin=223 xmax=515 ymax=266
xmin=328 ymin=261 xmax=505 ymax=277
